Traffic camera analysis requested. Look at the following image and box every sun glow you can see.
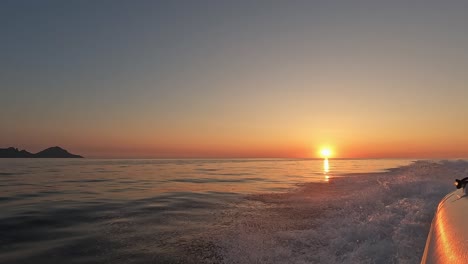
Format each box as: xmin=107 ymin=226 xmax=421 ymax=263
xmin=320 ymin=148 xmax=332 ymax=158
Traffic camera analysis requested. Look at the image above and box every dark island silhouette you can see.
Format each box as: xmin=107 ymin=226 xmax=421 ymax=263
xmin=0 ymin=146 xmax=83 ymax=158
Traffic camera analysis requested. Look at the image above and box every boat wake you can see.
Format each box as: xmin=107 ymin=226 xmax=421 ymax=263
xmin=208 ymin=160 xmax=465 ymax=264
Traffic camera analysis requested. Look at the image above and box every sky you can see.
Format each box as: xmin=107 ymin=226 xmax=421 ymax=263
xmin=1 ymin=0 xmax=468 ymax=158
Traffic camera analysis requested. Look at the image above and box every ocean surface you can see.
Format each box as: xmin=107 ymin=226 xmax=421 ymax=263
xmin=0 ymin=158 xmax=465 ymax=263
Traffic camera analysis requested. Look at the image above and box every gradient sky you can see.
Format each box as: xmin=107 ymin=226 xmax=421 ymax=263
xmin=2 ymin=1 xmax=468 ymax=158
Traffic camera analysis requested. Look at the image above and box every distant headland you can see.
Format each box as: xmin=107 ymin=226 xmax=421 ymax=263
xmin=0 ymin=146 xmax=83 ymax=158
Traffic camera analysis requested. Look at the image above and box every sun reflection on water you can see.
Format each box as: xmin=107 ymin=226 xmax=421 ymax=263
xmin=324 ymin=158 xmax=330 ymax=182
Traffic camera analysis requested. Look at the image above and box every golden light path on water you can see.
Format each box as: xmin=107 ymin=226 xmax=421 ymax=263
xmin=323 ymin=158 xmax=330 ymax=182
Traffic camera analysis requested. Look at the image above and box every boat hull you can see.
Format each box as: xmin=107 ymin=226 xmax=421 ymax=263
xmin=421 ymin=189 xmax=468 ymax=263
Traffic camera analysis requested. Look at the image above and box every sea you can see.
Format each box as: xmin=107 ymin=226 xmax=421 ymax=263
xmin=0 ymin=158 xmax=465 ymax=264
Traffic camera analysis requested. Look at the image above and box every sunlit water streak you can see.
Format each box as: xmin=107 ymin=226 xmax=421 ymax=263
xmin=324 ymin=158 xmax=330 ymax=181
xmin=0 ymin=158 xmax=460 ymax=263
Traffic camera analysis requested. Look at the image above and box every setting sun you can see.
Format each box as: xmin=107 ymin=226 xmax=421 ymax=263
xmin=320 ymin=148 xmax=332 ymax=158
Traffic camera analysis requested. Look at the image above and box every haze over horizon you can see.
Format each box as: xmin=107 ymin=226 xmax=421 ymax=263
xmin=2 ymin=1 xmax=468 ymax=159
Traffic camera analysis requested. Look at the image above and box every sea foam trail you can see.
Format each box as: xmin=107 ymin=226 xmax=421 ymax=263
xmin=210 ymin=160 xmax=465 ymax=264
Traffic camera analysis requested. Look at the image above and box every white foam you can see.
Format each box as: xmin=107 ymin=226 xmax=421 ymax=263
xmin=213 ymin=160 xmax=465 ymax=264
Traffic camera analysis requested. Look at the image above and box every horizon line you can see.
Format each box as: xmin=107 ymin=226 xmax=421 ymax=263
xmin=62 ymin=157 xmax=468 ymax=160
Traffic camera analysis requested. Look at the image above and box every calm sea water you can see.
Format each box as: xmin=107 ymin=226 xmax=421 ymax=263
xmin=1 ymin=158 xmax=458 ymax=263
xmin=0 ymin=159 xmax=413 ymax=214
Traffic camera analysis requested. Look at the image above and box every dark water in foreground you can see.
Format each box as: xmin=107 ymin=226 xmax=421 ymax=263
xmin=0 ymin=159 xmax=463 ymax=263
